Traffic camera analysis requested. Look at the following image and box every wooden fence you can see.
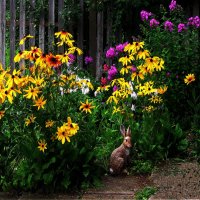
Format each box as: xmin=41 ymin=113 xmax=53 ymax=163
xmin=0 ymin=0 xmax=199 ymax=79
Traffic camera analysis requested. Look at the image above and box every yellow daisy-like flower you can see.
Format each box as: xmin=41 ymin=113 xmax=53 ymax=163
xmin=56 ymin=124 xmax=71 ymax=144
xmin=143 ymin=105 xmax=155 ymax=112
xmin=149 ymin=95 xmax=163 ymax=104
xmin=136 ymin=49 xmax=150 ymax=60
xmin=79 ymin=99 xmax=95 ymax=114
xmin=23 ymin=85 xmax=41 ymax=100
xmin=33 ymin=96 xmax=47 ymax=110
xmin=37 ymin=140 xmax=47 ymax=153
xmin=157 ymin=85 xmax=168 ymax=94
xmin=120 ymin=65 xmax=132 ymax=75
xmin=106 ymin=95 xmax=118 ymax=105
xmin=119 ymin=55 xmax=134 ymax=66
xmin=25 ymin=114 xmax=36 ymax=126
xmin=45 ymin=120 xmax=55 ymax=128
xmin=96 ymin=85 xmax=110 ymax=92
xmin=0 ymin=110 xmax=5 ymax=119
xmin=19 ymin=34 xmax=34 ymax=45
xmin=131 ymin=70 xmax=145 ymax=83
xmin=184 ymin=74 xmax=195 ymax=85
xmin=112 ymin=106 xmax=122 ymax=114
xmin=66 ymin=117 xmax=79 ymax=135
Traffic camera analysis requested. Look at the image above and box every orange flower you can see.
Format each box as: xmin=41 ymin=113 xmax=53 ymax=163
xmin=46 ymin=53 xmax=61 ymax=68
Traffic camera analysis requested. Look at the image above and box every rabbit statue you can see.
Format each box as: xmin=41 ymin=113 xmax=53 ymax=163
xmin=109 ymin=125 xmax=132 ymax=175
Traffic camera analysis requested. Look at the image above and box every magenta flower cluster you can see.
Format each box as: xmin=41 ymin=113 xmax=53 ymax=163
xmin=108 ymin=65 xmax=118 ymax=81
xmin=150 ymin=18 xmax=160 ymax=27
xmin=177 ymin=23 xmax=186 ymax=32
xmin=140 ymin=10 xmax=152 ymax=21
xmin=164 ymin=21 xmax=174 ymax=32
xmin=84 ymin=56 xmax=93 ymax=65
xmin=188 ymin=16 xmax=200 ymax=28
xmin=169 ymin=0 xmax=177 ymax=11
xmin=106 ymin=42 xmax=128 ymax=59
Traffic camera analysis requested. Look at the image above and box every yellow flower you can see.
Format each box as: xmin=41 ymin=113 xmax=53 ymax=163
xmin=45 ymin=120 xmax=55 ymax=128
xmin=23 ymin=85 xmax=41 ymax=100
xmin=33 ymin=96 xmax=47 ymax=110
xmin=157 ymin=85 xmax=168 ymax=94
xmin=19 ymin=34 xmax=34 ymax=45
xmin=38 ymin=140 xmax=47 ymax=153
xmin=131 ymin=70 xmax=145 ymax=83
xmin=66 ymin=117 xmax=79 ymax=135
xmin=119 ymin=55 xmax=134 ymax=66
xmin=184 ymin=74 xmax=195 ymax=85
xmin=120 ymin=65 xmax=132 ymax=75
xmin=149 ymin=95 xmax=163 ymax=104
xmin=106 ymin=95 xmax=118 ymax=104
xmin=56 ymin=124 xmax=71 ymax=144
xmin=0 ymin=110 xmax=5 ymax=119
xmin=144 ymin=57 xmax=159 ymax=72
xmin=96 ymin=85 xmax=110 ymax=92
xmin=112 ymin=106 xmax=122 ymax=114
xmin=136 ymin=49 xmax=150 ymax=60
xmin=25 ymin=114 xmax=36 ymax=126
xmin=143 ymin=106 xmax=155 ymax=112
xmin=79 ymin=99 xmax=95 ymax=114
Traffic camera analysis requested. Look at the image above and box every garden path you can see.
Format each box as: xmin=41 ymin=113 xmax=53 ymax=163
xmin=0 ymin=159 xmax=199 ymax=199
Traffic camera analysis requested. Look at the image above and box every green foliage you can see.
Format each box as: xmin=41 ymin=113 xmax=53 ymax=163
xmin=131 ymin=160 xmax=154 ymax=174
xmin=140 ymin=2 xmax=200 ymax=129
xmin=132 ymin=109 xmax=188 ymax=160
xmin=135 ymin=186 xmax=157 ymax=200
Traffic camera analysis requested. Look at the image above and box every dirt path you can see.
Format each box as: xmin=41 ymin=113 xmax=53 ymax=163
xmin=1 ymin=160 xmax=200 ymax=200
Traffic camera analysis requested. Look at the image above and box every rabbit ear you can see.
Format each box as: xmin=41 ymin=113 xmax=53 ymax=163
xmin=120 ymin=124 xmax=126 ymax=137
xmin=126 ymin=126 xmax=131 ymax=136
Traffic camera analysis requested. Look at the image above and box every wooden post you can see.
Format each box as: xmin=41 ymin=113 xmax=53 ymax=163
xmin=48 ymin=0 xmax=55 ymax=52
xmin=58 ymin=0 xmax=64 ymax=54
xmin=39 ymin=10 xmax=45 ymax=51
xmin=19 ymin=0 xmax=26 ymax=68
xmin=96 ymin=11 xmax=103 ymax=80
xmin=10 ymin=0 xmax=16 ymax=70
xmin=89 ymin=10 xmax=97 ymax=75
xmin=29 ymin=0 xmax=36 ymax=48
xmin=77 ymin=0 xmax=84 ymax=69
xmin=0 ymin=0 xmax=6 ymax=68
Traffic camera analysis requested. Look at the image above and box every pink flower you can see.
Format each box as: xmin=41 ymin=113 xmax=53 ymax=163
xmin=150 ymin=18 xmax=160 ymax=27
xmin=164 ymin=21 xmax=174 ymax=32
xmin=108 ymin=65 xmax=118 ymax=80
xmin=106 ymin=47 xmax=116 ymax=59
xmin=101 ymin=77 xmax=107 ymax=85
xmin=68 ymin=54 xmax=76 ymax=64
xmin=188 ymin=16 xmax=200 ymax=28
xmin=177 ymin=23 xmax=187 ymax=32
xmin=113 ymin=85 xmax=118 ymax=92
xmin=140 ymin=10 xmax=152 ymax=21
xmin=103 ymin=64 xmax=110 ymax=71
xmin=84 ymin=56 xmax=93 ymax=64
xmin=169 ymin=0 xmax=177 ymax=11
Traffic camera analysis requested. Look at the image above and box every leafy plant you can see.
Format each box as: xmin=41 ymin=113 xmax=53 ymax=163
xmin=135 ymin=186 xmax=157 ymax=200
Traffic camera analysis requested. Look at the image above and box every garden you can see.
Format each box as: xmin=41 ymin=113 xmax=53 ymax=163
xmin=0 ymin=0 xmax=200 ymax=199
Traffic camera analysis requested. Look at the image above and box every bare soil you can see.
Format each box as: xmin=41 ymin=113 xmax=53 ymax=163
xmin=1 ymin=159 xmax=200 ymax=200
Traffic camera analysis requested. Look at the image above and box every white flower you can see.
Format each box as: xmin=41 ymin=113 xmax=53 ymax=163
xmin=131 ymin=91 xmax=137 ymax=100
xmin=131 ymin=104 xmax=136 ymax=111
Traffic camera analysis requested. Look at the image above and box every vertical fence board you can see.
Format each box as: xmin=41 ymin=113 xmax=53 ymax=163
xmin=29 ymin=0 xmax=36 ymax=47
xmin=48 ymin=0 xmax=55 ymax=52
xmin=96 ymin=11 xmax=103 ymax=80
xmin=39 ymin=10 xmax=45 ymax=51
xmin=19 ymin=0 xmax=26 ymax=68
xmin=10 ymin=0 xmax=16 ymax=70
xmin=0 ymin=0 xmax=6 ymax=68
xmin=89 ymin=10 xmax=97 ymax=75
xmin=77 ymin=0 xmax=84 ymax=69
xmin=58 ymin=0 xmax=64 ymax=53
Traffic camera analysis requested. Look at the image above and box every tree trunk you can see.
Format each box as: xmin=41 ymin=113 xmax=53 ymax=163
xmin=77 ymin=0 xmax=84 ymax=69
xmin=10 ymin=0 xmax=16 ymax=70
xmin=96 ymin=11 xmax=103 ymax=80
xmin=29 ymin=0 xmax=36 ymax=48
xmin=48 ymin=0 xmax=55 ymax=52
xmin=39 ymin=10 xmax=45 ymax=51
xmin=89 ymin=10 xmax=97 ymax=75
xmin=19 ymin=0 xmax=26 ymax=68
xmin=58 ymin=0 xmax=64 ymax=54
xmin=0 ymin=0 xmax=6 ymax=68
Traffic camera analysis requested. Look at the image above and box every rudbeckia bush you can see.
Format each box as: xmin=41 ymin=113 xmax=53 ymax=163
xmin=0 ymin=31 xmax=104 ymax=191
